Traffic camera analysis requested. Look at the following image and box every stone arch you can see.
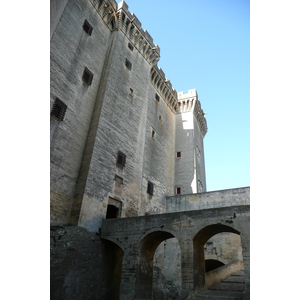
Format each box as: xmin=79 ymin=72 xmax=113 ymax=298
xmin=204 ymin=255 xmax=227 ymax=265
xmin=102 ymin=235 xmax=125 ymax=253
xmin=135 ymin=230 xmax=180 ymax=300
xmin=193 ymin=224 xmax=240 ymax=291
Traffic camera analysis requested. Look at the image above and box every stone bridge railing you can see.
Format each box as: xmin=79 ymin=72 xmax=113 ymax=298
xmin=101 ymin=205 xmax=250 ymax=300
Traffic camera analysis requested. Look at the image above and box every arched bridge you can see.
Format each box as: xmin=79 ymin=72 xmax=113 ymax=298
xmin=101 ymin=204 xmax=250 ymax=300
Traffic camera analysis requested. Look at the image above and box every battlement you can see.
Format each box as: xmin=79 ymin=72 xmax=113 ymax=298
xmin=177 ymin=89 xmax=208 ymax=137
xmin=90 ymin=0 xmax=160 ymax=65
xmin=150 ymin=65 xmax=178 ymax=112
xmin=89 ymin=0 xmax=207 ymax=131
xmin=116 ymin=0 xmax=160 ymax=65
xmin=178 ymin=89 xmax=198 ymax=100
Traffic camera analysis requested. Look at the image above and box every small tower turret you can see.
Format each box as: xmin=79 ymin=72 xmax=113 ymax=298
xmin=174 ymin=89 xmax=207 ymax=195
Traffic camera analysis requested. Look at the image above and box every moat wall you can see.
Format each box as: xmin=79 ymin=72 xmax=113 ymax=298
xmin=50 ymin=226 xmax=123 ymax=300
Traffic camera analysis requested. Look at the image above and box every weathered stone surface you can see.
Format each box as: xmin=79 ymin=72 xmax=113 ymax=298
xmin=50 ymin=1 xmax=249 ymax=300
xmin=50 ymin=225 xmax=123 ymax=300
xmin=101 ymin=205 xmax=250 ymax=299
xmin=166 ymin=187 xmax=250 ymax=213
xmin=50 ymin=0 xmax=207 ymax=232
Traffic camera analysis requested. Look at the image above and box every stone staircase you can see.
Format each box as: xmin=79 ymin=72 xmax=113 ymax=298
xmin=193 ymin=270 xmax=245 ymax=300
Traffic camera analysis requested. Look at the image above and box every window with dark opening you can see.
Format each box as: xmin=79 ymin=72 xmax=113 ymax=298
xmin=155 ymin=93 xmax=160 ymax=102
xmin=152 ymin=129 xmax=155 ymax=139
xmin=147 ymin=181 xmax=154 ymax=195
xmin=177 ymin=151 xmax=181 ymax=158
xmin=83 ymin=19 xmax=93 ymax=36
xmin=125 ymin=59 xmax=132 ymax=70
xmin=128 ymin=42 xmax=134 ymax=51
xmin=130 ymin=88 xmax=133 ymax=97
xmin=82 ymin=67 xmax=93 ymax=85
xmin=51 ymin=98 xmax=67 ymax=121
xmin=106 ymin=205 xmax=119 ymax=219
xmin=117 ymin=151 xmax=126 ymax=168
xmin=176 ymin=187 xmax=181 ymax=195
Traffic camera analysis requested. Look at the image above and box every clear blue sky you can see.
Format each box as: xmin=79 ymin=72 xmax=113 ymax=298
xmin=126 ymin=0 xmax=250 ymax=191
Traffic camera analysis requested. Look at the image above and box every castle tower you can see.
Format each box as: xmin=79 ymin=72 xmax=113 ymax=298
xmin=50 ymin=0 xmax=208 ymax=232
xmin=174 ymin=89 xmax=207 ymax=194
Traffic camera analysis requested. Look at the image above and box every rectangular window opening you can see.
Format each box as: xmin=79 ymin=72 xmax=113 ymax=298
xmin=51 ymin=98 xmax=67 ymax=121
xmin=82 ymin=67 xmax=93 ymax=85
xmin=125 ymin=59 xmax=132 ymax=70
xmin=155 ymin=93 xmax=160 ymax=102
xmin=176 ymin=187 xmax=181 ymax=195
xmin=83 ymin=19 xmax=93 ymax=36
xmin=152 ymin=129 xmax=155 ymax=139
xmin=177 ymin=151 xmax=181 ymax=158
xmin=128 ymin=42 xmax=134 ymax=51
xmin=117 ymin=151 xmax=126 ymax=168
xmin=147 ymin=181 xmax=154 ymax=195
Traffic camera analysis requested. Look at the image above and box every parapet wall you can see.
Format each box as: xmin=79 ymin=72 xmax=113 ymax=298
xmin=166 ymin=187 xmax=250 ymax=213
xmin=89 ymin=0 xmax=181 ymax=113
xmin=89 ymin=0 xmax=160 ymax=65
xmin=90 ymin=1 xmax=205 ymax=117
xmin=150 ymin=65 xmax=178 ymax=112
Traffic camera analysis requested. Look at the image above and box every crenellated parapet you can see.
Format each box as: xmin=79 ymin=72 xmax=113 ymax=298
xmin=89 ymin=0 xmax=207 ymax=130
xmin=90 ymin=0 xmax=119 ymax=30
xmin=116 ymin=0 xmax=160 ymax=65
xmin=177 ymin=89 xmax=208 ymax=137
xmin=90 ymin=0 xmax=160 ymax=66
xmin=150 ymin=65 xmax=178 ymax=112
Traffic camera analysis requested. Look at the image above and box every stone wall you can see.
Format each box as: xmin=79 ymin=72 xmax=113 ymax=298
xmin=75 ymin=28 xmax=154 ymax=230
xmin=50 ymin=0 xmax=68 ymax=39
xmin=153 ymin=238 xmax=181 ymax=299
xmin=50 ymin=0 xmax=112 ymax=225
xmin=166 ymin=187 xmax=250 ymax=213
xmin=50 ymin=225 xmax=123 ymax=300
xmin=205 ymin=232 xmax=243 ymax=264
xmin=50 ymin=0 xmax=179 ymax=231
xmin=165 ymin=187 xmax=249 ymax=288
xmin=101 ymin=205 xmax=250 ymax=299
xmin=50 ymin=2 xmax=248 ymax=300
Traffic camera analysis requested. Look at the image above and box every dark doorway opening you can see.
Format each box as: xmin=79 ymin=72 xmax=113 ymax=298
xmin=106 ymin=205 xmax=119 ymax=219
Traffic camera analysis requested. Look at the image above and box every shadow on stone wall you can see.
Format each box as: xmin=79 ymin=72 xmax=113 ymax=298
xmin=50 ymin=225 xmax=123 ymax=300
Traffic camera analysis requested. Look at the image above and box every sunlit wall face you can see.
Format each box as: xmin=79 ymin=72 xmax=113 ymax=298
xmin=174 ymin=90 xmax=207 ymax=195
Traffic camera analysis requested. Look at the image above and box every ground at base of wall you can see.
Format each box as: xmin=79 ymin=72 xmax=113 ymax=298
xmin=153 ymin=281 xmax=181 ymax=300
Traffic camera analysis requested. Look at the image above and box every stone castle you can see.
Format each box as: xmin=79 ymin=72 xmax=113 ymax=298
xmin=50 ymin=1 xmax=250 ymax=299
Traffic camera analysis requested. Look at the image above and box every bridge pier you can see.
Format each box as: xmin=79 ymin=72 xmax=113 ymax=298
xmin=180 ymin=237 xmax=195 ymax=296
xmin=240 ymin=219 xmax=250 ymax=300
xmin=119 ymin=246 xmax=139 ymax=300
